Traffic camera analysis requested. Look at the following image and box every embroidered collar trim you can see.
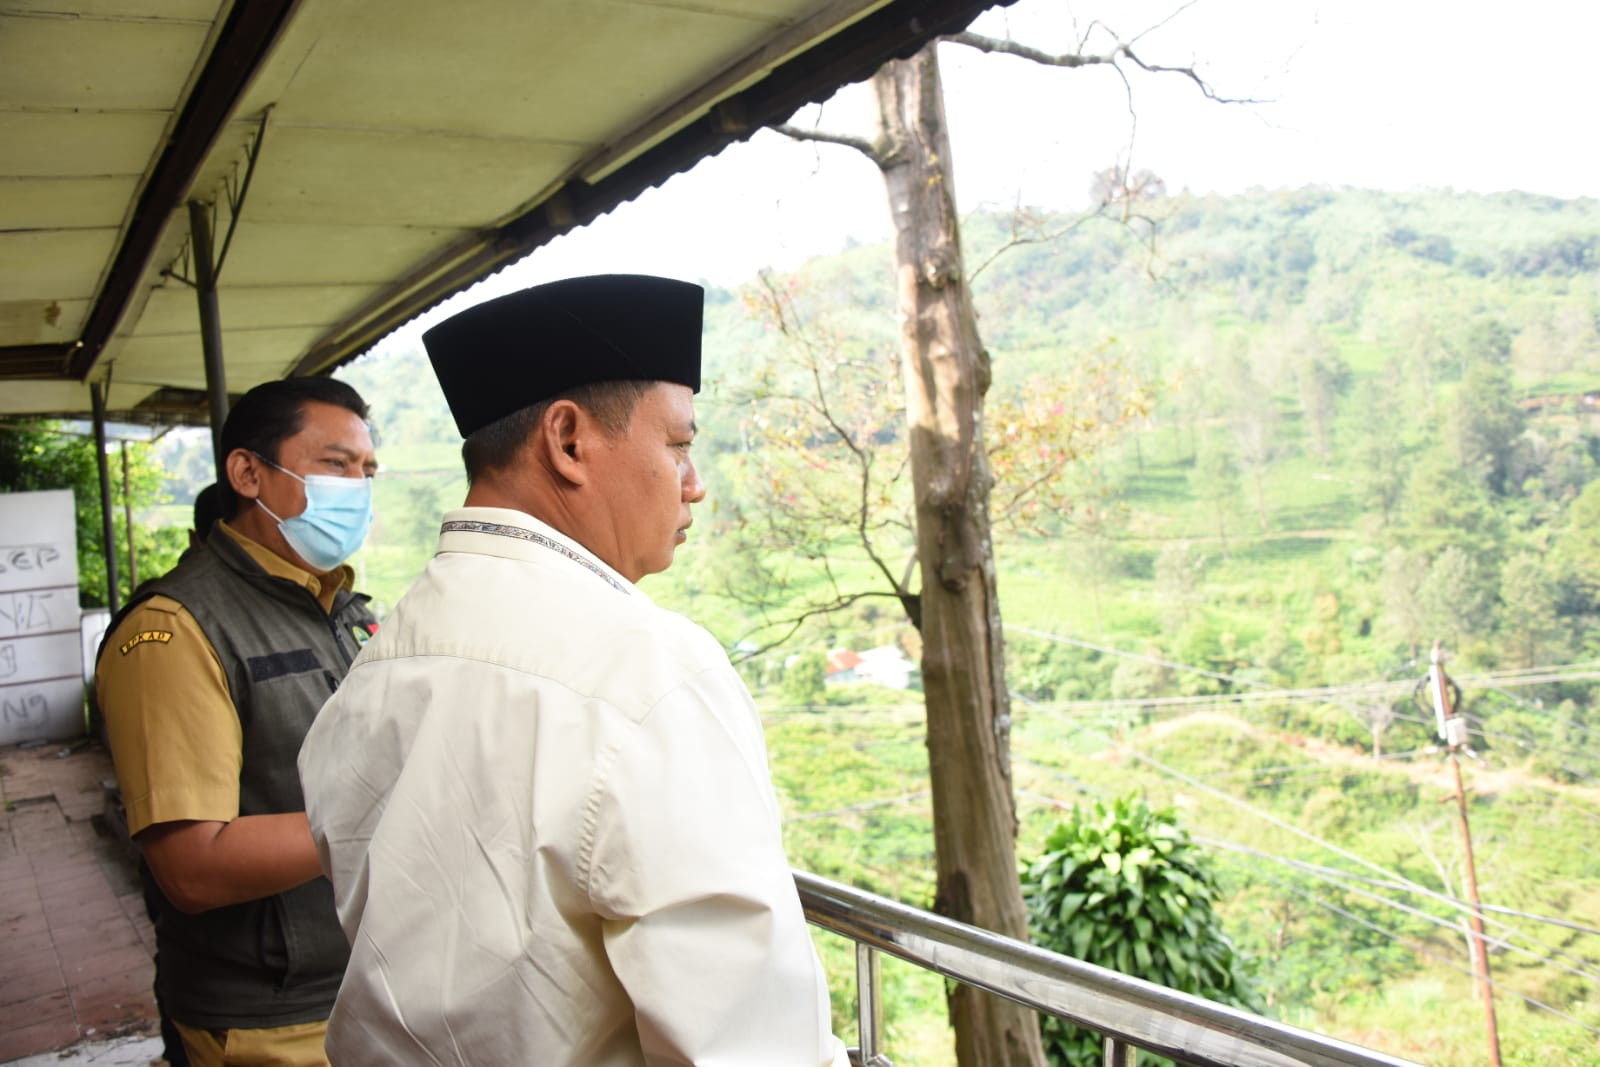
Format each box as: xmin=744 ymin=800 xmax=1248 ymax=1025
xmin=439 ymin=519 xmax=630 ymax=594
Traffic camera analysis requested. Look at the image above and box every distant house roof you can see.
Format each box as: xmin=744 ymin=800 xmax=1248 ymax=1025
xmin=826 ymin=649 xmax=864 ymax=675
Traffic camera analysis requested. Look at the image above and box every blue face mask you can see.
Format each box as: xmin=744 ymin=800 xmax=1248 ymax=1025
xmin=253 ymin=454 xmax=374 ymax=572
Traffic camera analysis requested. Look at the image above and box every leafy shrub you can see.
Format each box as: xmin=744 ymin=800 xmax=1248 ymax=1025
xmin=1022 ymin=795 xmax=1261 ymax=1066
xmin=780 ymin=651 xmax=827 ymax=705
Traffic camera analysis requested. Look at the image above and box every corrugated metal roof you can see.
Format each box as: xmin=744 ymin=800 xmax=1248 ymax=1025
xmin=0 ymin=0 xmax=1009 ymax=422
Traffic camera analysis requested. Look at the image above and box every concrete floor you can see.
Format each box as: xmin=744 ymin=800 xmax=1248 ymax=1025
xmin=4 ymin=1034 xmax=163 ymax=1066
xmin=0 ymin=739 xmax=163 ymax=1065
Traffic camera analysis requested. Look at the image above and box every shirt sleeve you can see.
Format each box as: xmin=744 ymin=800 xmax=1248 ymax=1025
xmin=584 ymin=663 xmax=849 ymax=1067
xmin=95 ymin=595 xmax=243 ymax=835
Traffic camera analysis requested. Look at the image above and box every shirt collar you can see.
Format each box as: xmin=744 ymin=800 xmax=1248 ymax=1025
xmin=435 ymin=507 xmax=638 ymax=597
xmin=217 ymin=520 xmax=354 ymax=612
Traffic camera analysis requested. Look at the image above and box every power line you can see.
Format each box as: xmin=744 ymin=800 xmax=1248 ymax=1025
xmin=1014 ymin=771 xmax=1600 ymax=996
xmin=783 ymin=789 xmax=930 ymax=824
xmin=1008 ymin=622 xmax=1600 ymax=740
xmin=1248 ymin=869 xmax=1600 ymax=1039
xmin=1199 ymin=837 xmax=1600 ymax=987
xmin=1201 ymin=838 xmax=1600 ymax=941
xmin=790 ymin=687 xmax=1600 ymax=1034
xmin=1005 ymin=630 xmax=1595 ymax=780
xmin=1030 ymin=731 xmax=1596 ymax=973
xmin=1006 ymin=623 xmax=1284 ymax=690
xmin=1552 ymin=794 xmax=1600 ymax=826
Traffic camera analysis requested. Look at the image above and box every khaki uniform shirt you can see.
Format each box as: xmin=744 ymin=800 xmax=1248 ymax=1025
xmin=300 ymin=508 xmax=847 ymax=1067
xmin=98 ymin=522 xmax=354 ymax=835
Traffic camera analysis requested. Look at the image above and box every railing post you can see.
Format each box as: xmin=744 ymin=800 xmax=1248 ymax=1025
xmin=1104 ymin=1034 xmax=1136 ymax=1066
xmin=856 ymin=943 xmax=886 ymax=1064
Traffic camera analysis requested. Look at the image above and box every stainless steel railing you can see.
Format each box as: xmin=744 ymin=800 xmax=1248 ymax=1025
xmin=796 ymin=870 xmax=1424 ymax=1067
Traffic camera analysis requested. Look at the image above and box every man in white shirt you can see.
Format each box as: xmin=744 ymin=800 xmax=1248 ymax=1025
xmin=298 ymin=274 xmax=848 ymax=1066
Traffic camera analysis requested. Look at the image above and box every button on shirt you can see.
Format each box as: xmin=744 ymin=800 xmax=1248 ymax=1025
xmin=299 ymin=508 xmax=847 ymax=1067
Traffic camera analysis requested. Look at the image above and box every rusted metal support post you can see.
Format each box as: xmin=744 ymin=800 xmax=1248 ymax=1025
xmin=89 ymin=382 xmax=119 ymax=613
xmin=119 ymin=441 xmax=138 ymax=591
xmin=189 ymin=200 xmax=229 ymax=478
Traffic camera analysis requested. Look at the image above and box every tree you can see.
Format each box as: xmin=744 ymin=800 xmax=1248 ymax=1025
xmin=0 ymin=423 xmax=184 ymax=608
xmin=1191 ymin=434 xmax=1239 ymax=558
xmin=1220 ymin=349 xmax=1279 ymax=531
xmin=1061 ymin=490 xmax=1131 ymax=637
xmin=1445 ymin=362 xmax=1524 ymax=494
xmin=1349 ymin=375 xmax=1408 ymax=526
xmin=772 ymin=52 xmax=1048 ymax=1062
xmin=1497 ymin=551 xmax=1563 ymax=668
xmin=719 ymin=275 xmax=1147 ymax=647
xmin=1376 ymin=546 xmax=1430 ymax=661
xmin=781 ymin=650 xmax=828 ymax=706
xmin=766 ymin=19 xmax=1244 ymax=1065
xmin=1287 ymin=319 xmax=1348 ymax=465
xmin=1022 ymin=796 xmax=1260 ymax=1066
xmin=1550 ymin=479 xmax=1600 ymax=612
xmin=1399 ymin=449 xmax=1506 ymax=563
xmin=1417 ymin=545 xmax=1492 ymax=652
xmin=1153 ymin=540 xmax=1205 ymax=632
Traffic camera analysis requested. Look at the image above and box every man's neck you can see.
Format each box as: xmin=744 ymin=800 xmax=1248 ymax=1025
xmin=227 ymin=502 xmax=338 ymax=581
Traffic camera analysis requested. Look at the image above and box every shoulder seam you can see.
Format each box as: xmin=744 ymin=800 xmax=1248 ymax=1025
xmin=575 ymin=738 xmax=622 ymax=903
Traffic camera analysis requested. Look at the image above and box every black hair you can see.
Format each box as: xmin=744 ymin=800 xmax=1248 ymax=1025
xmin=461 ymin=379 xmax=651 ymax=484
xmin=218 ymin=377 xmax=370 ymax=519
xmin=191 ymin=482 xmax=223 ymax=537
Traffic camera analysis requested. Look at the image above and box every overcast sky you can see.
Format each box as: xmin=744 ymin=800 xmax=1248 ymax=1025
xmin=374 ymin=0 xmax=1596 ymax=351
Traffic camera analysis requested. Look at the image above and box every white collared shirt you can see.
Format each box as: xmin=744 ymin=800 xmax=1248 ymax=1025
xmin=299 ymin=507 xmax=846 ymax=1066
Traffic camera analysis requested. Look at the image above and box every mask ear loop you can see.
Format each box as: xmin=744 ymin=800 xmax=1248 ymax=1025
xmin=256 ymin=497 xmax=288 ymax=524
xmin=250 ymin=451 xmax=308 ymax=525
xmin=251 ymin=450 xmax=307 ymax=484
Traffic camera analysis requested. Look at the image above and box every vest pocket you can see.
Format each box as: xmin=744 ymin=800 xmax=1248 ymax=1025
xmin=246 ymin=648 xmax=320 ymax=682
xmin=273 ymin=878 xmax=352 ymax=990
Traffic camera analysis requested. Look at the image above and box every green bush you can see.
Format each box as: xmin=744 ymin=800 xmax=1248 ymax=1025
xmin=780 ymin=650 xmax=828 ymax=706
xmin=1022 ymin=795 xmax=1261 ymax=1066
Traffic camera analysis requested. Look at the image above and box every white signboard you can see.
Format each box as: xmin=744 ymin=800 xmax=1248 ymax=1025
xmin=0 ymin=489 xmax=84 ymax=742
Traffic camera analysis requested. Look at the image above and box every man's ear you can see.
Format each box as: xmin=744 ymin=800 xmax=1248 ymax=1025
xmin=224 ymin=448 xmax=264 ymax=502
xmin=540 ymin=400 xmax=590 ymax=486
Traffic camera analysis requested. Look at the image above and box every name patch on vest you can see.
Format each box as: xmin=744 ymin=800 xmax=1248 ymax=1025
xmin=247 ymin=648 xmax=320 ymax=682
xmin=119 ymin=630 xmax=172 ymax=654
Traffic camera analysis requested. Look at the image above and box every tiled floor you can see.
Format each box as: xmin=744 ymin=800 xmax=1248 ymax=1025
xmin=0 ymin=738 xmax=162 ymax=1064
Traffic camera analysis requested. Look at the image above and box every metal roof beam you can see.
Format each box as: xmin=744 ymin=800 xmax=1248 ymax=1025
xmin=65 ymin=0 xmax=299 ymax=380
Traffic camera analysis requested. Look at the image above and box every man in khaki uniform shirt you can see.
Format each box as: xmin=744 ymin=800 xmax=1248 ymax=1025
xmin=97 ymin=377 xmax=379 ymax=1067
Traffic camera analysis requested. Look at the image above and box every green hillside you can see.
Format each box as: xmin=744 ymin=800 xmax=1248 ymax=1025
xmin=152 ymin=185 xmax=1600 ymax=1063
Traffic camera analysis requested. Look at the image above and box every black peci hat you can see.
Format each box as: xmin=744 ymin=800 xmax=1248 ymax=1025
xmin=422 ymin=274 xmax=704 ymax=438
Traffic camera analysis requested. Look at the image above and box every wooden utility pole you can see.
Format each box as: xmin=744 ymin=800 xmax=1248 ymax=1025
xmin=1427 ymin=641 xmax=1502 ymax=1067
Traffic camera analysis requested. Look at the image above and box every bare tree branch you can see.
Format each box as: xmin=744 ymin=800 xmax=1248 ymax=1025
xmin=945 ymin=30 xmax=1265 ymax=105
xmin=967 ymin=203 xmax=1108 ymax=284
xmin=1119 ymin=49 xmax=1265 ymax=105
xmin=731 ymin=589 xmax=909 ymax=662
xmin=945 ymin=30 xmax=1118 ymax=69
xmin=754 ymin=272 xmax=909 ymax=597
xmin=1127 ymin=0 xmax=1207 ymax=47
xmin=772 ymin=123 xmax=886 ymax=164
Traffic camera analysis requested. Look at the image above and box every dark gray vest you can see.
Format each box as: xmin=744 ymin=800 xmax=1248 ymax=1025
xmin=112 ymin=527 xmax=375 ymax=1029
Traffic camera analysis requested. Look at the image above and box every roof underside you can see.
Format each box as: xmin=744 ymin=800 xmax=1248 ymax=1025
xmin=0 ymin=0 xmax=1007 ymax=423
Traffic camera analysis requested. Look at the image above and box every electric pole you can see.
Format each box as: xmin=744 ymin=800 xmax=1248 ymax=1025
xmin=1427 ymin=641 xmax=1502 ymax=1067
